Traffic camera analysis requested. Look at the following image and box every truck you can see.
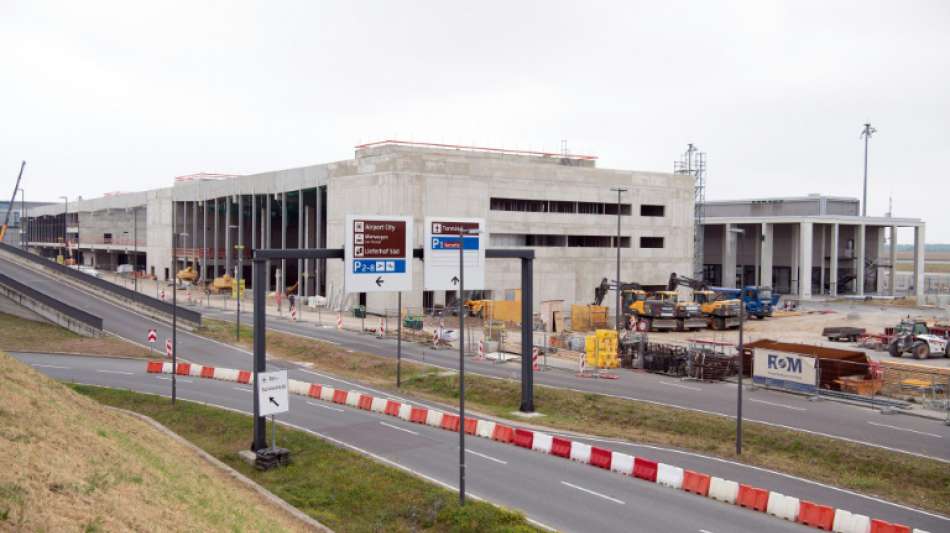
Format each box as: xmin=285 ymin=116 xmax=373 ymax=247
xmin=711 ymin=285 xmax=777 ymax=319
xmin=887 ymin=320 xmax=950 ymax=359
xmin=667 ymin=273 xmax=741 ymax=330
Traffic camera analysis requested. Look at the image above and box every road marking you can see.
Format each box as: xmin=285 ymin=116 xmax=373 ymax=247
xmin=699 ymin=529 xmax=714 ymax=533
xmin=307 ymin=401 xmax=344 ymax=412
xmin=466 ymin=449 xmax=507 ymax=465
xmin=749 ymin=399 xmax=807 ymax=412
xmin=232 ymin=386 xmax=252 ymax=392
xmin=96 ymin=370 xmax=134 ymax=375
xmin=155 ymin=376 xmax=193 ymax=383
xmin=31 ymin=364 xmax=69 ymax=369
xmin=380 ymin=421 xmax=419 ymax=435
xmin=867 ymin=421 xmax=943 ymax=439
xmin=658 ymin=380 xmax=702 ymax=391
xmin=560 ymin=481 xmax=625 ymax=504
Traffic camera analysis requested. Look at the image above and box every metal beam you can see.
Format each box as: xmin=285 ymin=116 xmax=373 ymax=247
xmin=252 ymin=257 xmax=267 ymax=451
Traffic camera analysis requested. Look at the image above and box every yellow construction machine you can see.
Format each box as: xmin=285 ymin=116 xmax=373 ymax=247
xmin=209 ymin=274 xmax=233 ymax=294
xmin=0 ymin=161 xmax=25 ymax=243
xmin=177 ymin=265 xmax=199 ymax=283
xmin=668 ymin=273 xmax=741 ymax=330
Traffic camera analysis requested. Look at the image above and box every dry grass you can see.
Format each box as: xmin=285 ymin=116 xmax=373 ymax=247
xmin=197 ymin=318 xmax=950 ymax=516
xmin=0 ymin=312 xmax=150 ymax=357
xmin=0 ymin=351 xmax=308 ymax=532
xmin=896 ymin=262 xmax=950 ymax=273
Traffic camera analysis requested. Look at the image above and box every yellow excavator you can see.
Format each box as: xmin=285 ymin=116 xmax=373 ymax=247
xmin=668 ymin=273 xmax=741 ymax=330
xmin=0 ymin=161 xmax=25 ymax=243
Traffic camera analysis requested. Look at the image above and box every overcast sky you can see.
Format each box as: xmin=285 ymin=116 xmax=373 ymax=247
xmin=3 ymin=1 xmax=948 ymax=241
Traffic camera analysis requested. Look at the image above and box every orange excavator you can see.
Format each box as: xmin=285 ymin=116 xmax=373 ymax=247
xmin=0 ymin=161 xmax=25 ymax=243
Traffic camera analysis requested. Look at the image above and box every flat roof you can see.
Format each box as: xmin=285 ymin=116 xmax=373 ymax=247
xmin=703 ymin=214 xmax=922 ymax=227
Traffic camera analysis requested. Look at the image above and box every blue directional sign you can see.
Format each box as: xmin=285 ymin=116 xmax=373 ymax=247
xmin=424 ymin=217 xmax=486 ymax=291
xmin=345 ymin=215 xmax=413 ymax=292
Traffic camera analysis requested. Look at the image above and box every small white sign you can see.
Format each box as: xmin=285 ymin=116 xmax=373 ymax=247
xmin=424 ymin=217 xmax=486 ymax=291
xmin=345 ymin=215 xmax=413 ymax=293
xmin=257 ymin=370 xmax=289 ymax=417
xmin=752 ymin=350 xmax=817 ymax=393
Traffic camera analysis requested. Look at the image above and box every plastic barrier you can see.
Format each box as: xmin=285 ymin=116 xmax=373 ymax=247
xmin=589 ymin=447 xmax=612 ymax=470
xmin=332 ymin=389 xmax=348 ymax=404
xmin=147 ymin=361 xmax=163 ymax=373
xmin=385 ymin=400 xmax=402 ymax=417
xmin=833 ymin=509 xmax=871 ymax=533
xmin=320 ymin=386 xmax=335 ymax=402
xmin=610 ymin=452 xmax=634 ymax=476
xmin=289 ymin=379 xmax=310 ymax=396
xmin=357 ymin=395 xmax=373 ymax=411
xmin=200 ymin=366 xmax=215 ymax=379
xmin=766 ymin=492 xmax=800 ymax=522
xmin=398 ymin=404 xmax=412 ymax=421
xmin=464 ymin=418 xmax=478 ymax=435
xmin=869 ymin=520 xmax=910 ymax=533
xmin=633 ymin=457 xmax=658 ymax=482
xmin=737 ymin=484 xmax=769 ymax=512
xmin=410 ymin=407 xmax=428 ymax=424
xmin=345 ymin=391 xmax=361 ymax=408
xmin=476 ymin=420 xmax=496 ymax=439
xmin=656 ymin=463 xmax=684 ymax=489
xmin=176 ymin=363 xmax=191 ymax=376
xmin=570 ymin=441 xmax=591 ymax=463
xmin=682 ymin=470 xmax=711 ymax=496
xmin=425 ymin=410 xmax=444 ymax=428
xmin=308 ymin=384 xmax=322 ymax=398
xmin=798 ymin=501 xmax=835 ymax=530
xmin=708 ymin=477 xmax=739 ymax=504
xmin=370 ymin=397 xmax=388 ymax=413
xmin=531 ymin=432 xmax=553 ymax=454
xmin=188 ymin=364 xmax=204 ymax=377
xmin=513 ymin=429 xmax=534 ymax=449
xmin=551 ymin=437 xmax=572 ymax=458
xmin=237 ymin=370 xmax=252 ymax=384
xmin=491 ymin=424 xmax=514 ymax=443
xmin=441 ymin=414 xmax=460 ymax=432
xmin=214 ymin=368 xmax=239 ymax=382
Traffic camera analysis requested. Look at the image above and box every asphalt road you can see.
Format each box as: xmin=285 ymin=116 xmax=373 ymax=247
xmin=16 ymin=352 xmax=948 ymax=533
xmin=196 ymin=305 xmax=950 ymax=462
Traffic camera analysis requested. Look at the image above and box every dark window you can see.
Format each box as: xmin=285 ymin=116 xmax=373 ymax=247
xmin=640 ymin=236 xmax=664 ymax=248
xmin=640 ymin=204 xmax=665 ymax=217
xmin=490 ymin=197 xmax=630 ymax=216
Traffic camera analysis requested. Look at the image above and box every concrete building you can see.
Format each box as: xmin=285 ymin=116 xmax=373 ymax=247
xmin=700 ymin=195 xmax=926 ymax=299
xmin=0 ymin=200 xmax=54 ymax=246
xmin=23 ymin=142 xmax=694 ymax=314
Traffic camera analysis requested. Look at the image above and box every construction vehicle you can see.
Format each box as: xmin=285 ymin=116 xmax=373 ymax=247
xmin=0 ymin=161 xmax=25 ymax=243
xmin=668 ymin=273 xmax=741 ymax=330
xmin=620 ymin=282 xmax=677 ymax=331
xmin=177 ymin=265 xmax=198 ymax=284
xmin=209 ymin=274 xmax=234 ymax=294
xmin=652 ymin=290 xmax=705 ymax=331
xmin=711 ymin=285 xmax=776 ymax=319
xmin=887 ymin=320 xmax=950 ymax=359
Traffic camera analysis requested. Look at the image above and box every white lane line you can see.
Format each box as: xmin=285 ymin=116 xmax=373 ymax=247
xmin=658 ymin=380 xmax=702 ymax=391
xmin=307 ymin=401 xmax=344 ymax=412
xmin=466 ymin=449 xmax=507 ymax=465
xmin=155 ymin=376 xmax=193 ymax=383
xmin=749 ymin=398 xmax=807 ymax=412
xmin=31 ymin=364 xmax=69 ymax=369
xmin=699 ymin=529 xmax=714 ymax=533
xmin=232 ymin=386 xmax=252 ymax=392
xmin=560 ymin=481 xmax=625 ymax=505
xmin=96 ymin=370 xmax=134 ymax=375
xmin=867 ymin=421 xmax=943 ymax=439
xmin=380 ymin=421 xmax=419 ymax=435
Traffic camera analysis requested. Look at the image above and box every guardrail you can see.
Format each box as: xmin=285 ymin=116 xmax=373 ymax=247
xmin=0 ymin=242 xmax=201 ymax=325
xmin=0 ymin=271 xmax=103 ymax=332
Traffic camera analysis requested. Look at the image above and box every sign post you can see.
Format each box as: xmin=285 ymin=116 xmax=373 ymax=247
xmin=345 ymin=215 xmax=413 ymax=293
xmin=256 ymin=370 xmax=289 ymax=454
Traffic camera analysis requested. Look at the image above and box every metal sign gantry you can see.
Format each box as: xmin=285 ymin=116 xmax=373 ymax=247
xmin=249 ymin=246 xmax=535 ymax=451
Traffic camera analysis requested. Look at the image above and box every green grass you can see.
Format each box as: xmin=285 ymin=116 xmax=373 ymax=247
xmin=73 ymin=385 xmax=540 ymax=533
xmin=194 ymin=317 xmax=950 ymax=516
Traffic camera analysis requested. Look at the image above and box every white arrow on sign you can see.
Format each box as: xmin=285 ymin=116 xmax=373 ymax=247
xmin=147 ymin=329 xmax=157 ymax=343
xmin=257 ymin=370 xmax=289 ymax=416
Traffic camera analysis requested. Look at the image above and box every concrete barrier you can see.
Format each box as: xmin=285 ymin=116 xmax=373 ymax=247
xmin=0 ymin=272 xmax=103 ymax=337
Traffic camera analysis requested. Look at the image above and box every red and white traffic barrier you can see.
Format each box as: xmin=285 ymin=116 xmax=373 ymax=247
xmin=290 ymin=304 xmax=297 ymax=321
xmin=336 ymin=312 xmax=343 ymax=330
xmin=378 ymin=318 xmax=385 ymax=338
xmin=142 ymin=359 xmax=932 ymax=533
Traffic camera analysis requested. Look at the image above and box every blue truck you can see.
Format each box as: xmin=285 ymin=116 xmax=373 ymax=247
xmin=710 ymin=286 xmax=780 ymax=319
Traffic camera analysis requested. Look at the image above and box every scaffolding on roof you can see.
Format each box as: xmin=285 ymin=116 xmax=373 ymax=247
xmin=674 ymin=144 xmax=707 ymax=280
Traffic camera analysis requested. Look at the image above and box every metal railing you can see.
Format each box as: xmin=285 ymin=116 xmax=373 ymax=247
xmin=0 ymin=242 xmax=201 ymax=325
xmin=0 ymin=271 xmax=102 ymax=331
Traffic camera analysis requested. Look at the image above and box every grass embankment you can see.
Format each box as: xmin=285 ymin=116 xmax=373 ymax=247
xmin=0 ymin=351 xmax=306 ymax=531
xmin=0 ymin=311 xmax=149 ymax=357
xmin=198 ymin=317 xmax=950 ymax=516
xmin=896 ymin=262 xmax=950 ymax=273
xmin=75 ymin=385 xmax=539 ymax=533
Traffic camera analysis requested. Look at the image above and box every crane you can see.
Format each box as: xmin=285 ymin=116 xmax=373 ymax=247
xmin=0 ymin=161 xmax=25 ymax=243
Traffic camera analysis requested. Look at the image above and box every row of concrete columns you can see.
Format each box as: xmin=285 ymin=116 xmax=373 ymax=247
xmin=718 ymin=221 xmax=925 ymax=299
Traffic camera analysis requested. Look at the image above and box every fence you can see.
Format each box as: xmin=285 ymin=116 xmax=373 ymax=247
xmin=0 ymin=242 xmax=201 ymax=325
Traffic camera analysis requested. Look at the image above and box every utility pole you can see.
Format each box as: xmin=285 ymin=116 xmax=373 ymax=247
xmin=861 ymin=123 xmax=876 ymax=217
xmin=458 ymin=228 xmax=466 ymax=505
xmin=610 ymin=188 xmax=627 ymax=329
xmin=133 ymin=206 xmax=138 ymax=294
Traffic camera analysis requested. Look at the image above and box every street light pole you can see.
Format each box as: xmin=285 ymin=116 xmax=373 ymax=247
xmin=861 ymin=123 xmax=876 ymax=217
xmin=133 ymin=206 xmax=138 ymax=294
xmin=458 ymin=228 xmax=466 ymax=506
xmin=610 ymin=188 xmax=627 ymax=329
xmin=232 ymin=222 xmax=243 ymax=341
xmin=728 ymin=226 xmax=746 ymax=455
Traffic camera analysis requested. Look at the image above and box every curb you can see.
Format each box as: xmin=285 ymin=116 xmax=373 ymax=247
xmin=10 ymin=350 xmax=150 ymax=361
xmin=145 ymin=360 xmax=933 ymax=533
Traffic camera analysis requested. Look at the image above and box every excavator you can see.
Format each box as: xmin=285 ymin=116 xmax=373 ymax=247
xmin=594 ymin=278 xmax=677 ymax=331
xmin=0 ymin=161 xmax=25 ymax=243
xmin=668 ymin=273 xmax=742 ymax=330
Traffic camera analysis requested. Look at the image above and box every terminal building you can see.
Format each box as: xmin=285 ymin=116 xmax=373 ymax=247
xmin=21 ymin=142 xmax=695 ymax=314
xmin=699 ymin=195 xmax=927 ymax=299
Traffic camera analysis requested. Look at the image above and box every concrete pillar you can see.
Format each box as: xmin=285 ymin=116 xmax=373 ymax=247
xmin=297 ymin=189 xmax=303 ymax=300
xmin=225 ymin=198 xmax=232 ymax=276
xmin=753 ymin=224 xmax=761 ymax=286
xmin=280 ymin=191 xmax=287 ymax=298
xmin=799 ymin=222 xmax=813 ymax=298
xmin=304 ymin=206 xmax=310 ymax=297
xmin=790 ymin=223 xmax=800 ymax=295
xmin=830 ymin=224 xmax=839 ymax=296
xmin=237 ymin=195 xmax=243 ymax=277
xmin=213 ymin=198 xmax=220 ymax=279
xmin=889 ymin=225 xmax=897 ymax=296
xmin=202 ymin=201 xmax=207 ymax=282
xmin=760 ymin=222 xmax=773 ymax=289
xmin=819 ymin=225 xmax=826 ymax=295
xmin=315 ymin=186 xmax=324 ymax=295
xmin=192 ymin=201 xmax=197 ymax=270
xmin=855 ymin=224 xmax=865 ymax=296
xmin=265 ymin=194 xmax=272 ymax=291
xmin=913 ymin=225 xmax=925 ymax=300
xmin=721 ymin=223 xmax=737 ymax=288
